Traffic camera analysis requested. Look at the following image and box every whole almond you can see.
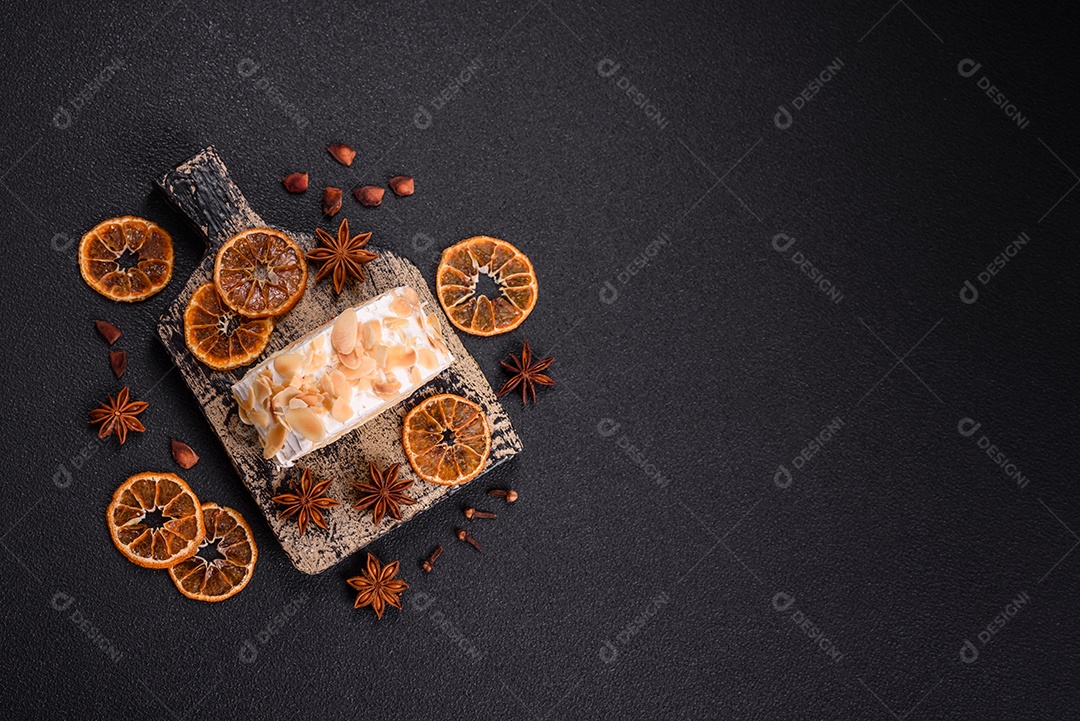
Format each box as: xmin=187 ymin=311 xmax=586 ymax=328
xmin=95 ymin=320 xmax=122 ymax=345
xmin=170 ymin=439 xmax=200 ymax=469
xmin=323 ymin=186 xmax=343 ymax=216
xmin=354 ymin=185 xmax=384 ymax=207
xmin=109 ymin=349 xmax=127 ymax=378
xmin=388 ymin=175 xmax=414 ymax=196
xmin=328 ymin=144 xmax=356 ymax=166
xmin=283 ymin=173 xmax=309 ymax=193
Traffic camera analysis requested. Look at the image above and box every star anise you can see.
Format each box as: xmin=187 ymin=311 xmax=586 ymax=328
xmin=497 ymin=340 xmax=555 ymax=405
xmin=272 ymin=468 xmax=340 ymax=535
xmin=352 ymin=461 xmax=416 ymax=525
xmin=306 ymin=218 xmax=378 ymax=293
xmin=89 ymin=386 xmax=148 ymax=444
xmin=347 ymin=553 xmax=409 ymax=619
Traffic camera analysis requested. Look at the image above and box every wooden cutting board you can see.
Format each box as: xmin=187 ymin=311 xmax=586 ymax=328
xmin=155 ymin=147 xmax=522 ymax=575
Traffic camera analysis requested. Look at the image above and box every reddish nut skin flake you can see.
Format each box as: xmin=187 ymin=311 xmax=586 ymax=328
xmin=109 ymin=349 xmax=127 ymax=378
xmin=283 ymin=173 xmax=309 ymax=193
xmin=170 ymin=439 xmax=200 ymax=469
xmin=388 ymin=175 xmax=414 ymax=196
xmin=95 ymin=320 xmax=122 ymax=344
xmin=328 ymin=144 xmax=356 ymax=166
xmin=323 ymin=187 xmax=343 ymax=216
xmin=354 ymin=185 xmax=384 ymax=207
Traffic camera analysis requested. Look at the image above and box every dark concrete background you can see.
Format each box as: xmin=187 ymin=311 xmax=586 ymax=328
xmin=1 ymin=1 xmax=1078 ymax=718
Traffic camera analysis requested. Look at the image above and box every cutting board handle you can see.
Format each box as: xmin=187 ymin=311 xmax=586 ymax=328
xmin=156 ymin=146 xmax=266 ymax=249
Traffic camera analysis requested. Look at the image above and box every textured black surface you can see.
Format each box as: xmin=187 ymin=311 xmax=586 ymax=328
xmin=1 ymin=1 xmax=1078 ymax=718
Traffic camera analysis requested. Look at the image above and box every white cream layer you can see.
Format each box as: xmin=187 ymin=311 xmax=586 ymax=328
xmin=232 ymin=286 xmax=453 ymax=467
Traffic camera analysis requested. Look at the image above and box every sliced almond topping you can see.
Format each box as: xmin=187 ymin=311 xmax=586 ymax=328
xmin=362 ymin=319 xmax=382 ymax=349
xmin=340 ymin=362 xmax=367 ymax=380
xmin=329 ymin=370 xmax=352 ymax=402
xmin=274 ymin=354 xmax=304 ymax=379
xmin=356 ymin=377 xmax=373 ymax=393
xmin=237 ymin=403 xmax=252 ymax=425
xmin=417 ymin=348 xmax=439 ymax=369
xmin=384 ymin=318 xmax=408 ymax=343
xmin=252 ymin=376 xmax=272 ymax=406
xmin=299 ymin=392 xmax=323 ymax=406
xmin=403 ymin=286 xmax=420 ymax=309
xmin=286 ymin=407 xmax=325 ymax=442
xmin=427 ymin=332 xmax=449 ymax=356
xmin=357 ymin=356 xmax=378 ymax=377
xmin=288 ymin=397 xmax=307 ymax=410
xmin=331 ymin=397 xmax=353 ymax=422
xmin=319 ymin=374 xmax=335 ymax=395
xmin=373 ymin=376 xmax=402 ymax=398
xmin=370 ymin=344 xmax=389 ymax=367
xmin=263 ymin=424 xmax=288 ymax=459
xmin=389 ymin=296 xmax=413 ymax=317
xmin=409 ymin=366 xmax=422 ymax=385
xmin=426 ymin=312 xmax=442 ymax=333
xmin=237 ymin=390 xmax=256 ymax=413
xmin=332 ymin=309 xmax=358 ymax=355
xmin=249 ymin=407 xmax=271 ymax=428
xmin=273 ymin=387 xmax=302 ymax=409
xmin=303 ymin=347 xmax=324 ymax=374
xmin=386 ymin=345 xmax=417 ymax=369
xmin=340 ymin=349 xmax=364 ymax=369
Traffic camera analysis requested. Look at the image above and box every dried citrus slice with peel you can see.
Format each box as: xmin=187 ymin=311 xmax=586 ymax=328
xmin=402 ymin=394 xmax=491 ymax=486
xmin=214 ymin=228 xmax=307 ymax=318
xmin=79 ymin=216 xmax=174 ymax=302
xmin=168 ymin=503 xmax=257 ymax=602
xmin=436 ymin=236 xmax=537 ymax=336
xmin=106 ymin=472 xmax=205 ymax=569
xmin=184 ymin=283 xmax=273 ymax=370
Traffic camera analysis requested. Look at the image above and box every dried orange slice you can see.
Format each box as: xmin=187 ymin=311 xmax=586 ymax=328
xmin=79 ymin=216 xmax=174 ymax=302
xmin=213 ymin=228 xmax=307 ymax=318
xmin=168 ymin=503 xmax=258 ymax=602
xmin=436 ymin=236 xmax=537 ymax=336
xmin=184 ymin=283 xmax=273 ymax=370
xmin=402 ymin=393 xmax=491 ymax=486
xmin=106 ymin=472 xmax=205 ymax=569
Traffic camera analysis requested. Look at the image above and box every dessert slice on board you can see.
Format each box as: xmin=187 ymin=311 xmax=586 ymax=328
xmin=155 ymin=147 xmax=521 ymax=574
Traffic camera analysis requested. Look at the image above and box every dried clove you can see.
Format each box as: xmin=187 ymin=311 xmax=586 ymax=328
xmin=456 ymin=529 xmax=483 ymax=552
xmin=487 ymin=488 xmax=518 ymax=503
xmin=421 ymin=545 xmax=443 ymax=573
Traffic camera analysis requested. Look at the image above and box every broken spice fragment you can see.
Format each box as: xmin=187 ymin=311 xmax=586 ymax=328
xmin=170 ymin=439 xmax=200 ymax=469
xmin=94 ymin=320 xmax=122 ymax=345
xmin=323 ymin=186 xmax=343 ymax=216
xmin=328 ymin=144 xmax=356 ymax=166
xmin=388 ymin=175 xmax=414 ymax=196
xmin=354 ymin=185 xmax=384 ymax=207
xmin=109 ymin=349 xmax=127 ymax=378
xmin=282 ymin=173 xmax=309 ymax=193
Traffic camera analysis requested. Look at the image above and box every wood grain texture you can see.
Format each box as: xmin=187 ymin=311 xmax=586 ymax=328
xmin=155 ymin=147 xmax=522 ymax=575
